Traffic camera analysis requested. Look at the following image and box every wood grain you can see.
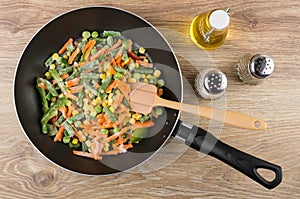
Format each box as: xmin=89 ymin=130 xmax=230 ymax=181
xmin=1 ymin=0 xmax=300 ymax=198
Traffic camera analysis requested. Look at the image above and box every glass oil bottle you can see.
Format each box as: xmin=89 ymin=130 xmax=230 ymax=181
xmin=190 ymin=8 xmax=230 ymax=50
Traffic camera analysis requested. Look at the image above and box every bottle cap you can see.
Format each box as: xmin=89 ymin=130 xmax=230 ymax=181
xmin=209 ymin=10 xmax=230 ymax=30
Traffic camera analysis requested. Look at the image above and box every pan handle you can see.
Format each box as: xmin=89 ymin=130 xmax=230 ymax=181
xmin=174 ymin=121 xmax=282 ymax=189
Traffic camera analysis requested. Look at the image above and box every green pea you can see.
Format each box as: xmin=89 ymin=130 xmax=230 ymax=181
xmin=91 ymin=31 xmax=99 ymax=38
xmin=82 ymin=31 xmax=91 ymax=39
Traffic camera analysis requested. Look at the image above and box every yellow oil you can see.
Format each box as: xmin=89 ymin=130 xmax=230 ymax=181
xmin=190 ymin=10 xmax=229 ymax=50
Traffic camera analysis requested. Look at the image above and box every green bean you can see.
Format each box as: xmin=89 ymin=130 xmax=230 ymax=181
xmin=80 ymin=72 xmax=99 ymax=80
xmin=77 ymin=90 xmax=84 ymax=107
xmin=65 ymin=68 xmax=78 ymax=81
xmin=79 ymin=60 xmax=99 ymax=71
xmin=95 ymin=38 xmax=106 ymax=44
xmin=82 ymin=142 xmax=88 ymax=152
xmin=41 ymin=97 xmax=68 ymax=125
xmin=107 ymin=36 xmax=114 ymax=47
xmin=63 ymin=121 xmax=75 ymax=137
xmin=103 ymin=30 xmax=121 ymax=37
xmin=47 ymin=124 xmax=58 ymax=136
xmin=133 ymin=68 xmax=154 ymax=74
xmin=139 ymin=115 xmax=150 ymax=123
xmin=100 ymin=75 xmax=112 ymax=93
xmin=44 ymin=56 xmax=53 ymax=67
xmin=122 ymin=97 xmax=130 ymax=108
xmin=58 ymin=66 xmax=73 ymax=75
xmin=113 ymin=72 xmax=123 ymax=80
xmin=66 ymin=42 xmax=75 ymax=52
xmin=66 ymin=112 xmax=85 ymax=123
xmin=43 ymin=79 xmax=58 ymax=96
xmin=55 ymin=115 xmax=65 ymax=126
xmin=49 ymin=69 xmax=68 ymax=93
xmin=130 ymin=128 xmax=147 ymax=143
xmin=113 ymin=66 xmax=127 ymax=74
xmin=42 ymin=124 xmax=48 ymax=134
xmin=83 ymin=81 xmax=98 ymax=96
xmin=103 ymin=106 xmax=117 ymax=122
xmin=36 ymin=78 xmax=48 ymax=112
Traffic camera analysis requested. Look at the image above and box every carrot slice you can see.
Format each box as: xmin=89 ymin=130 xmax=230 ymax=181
xmin=84 ymin=40 xmax=96 ymax=60
xmin=58 ymin=38 xmax=73 ymax=55
xmin=60 ymin=73 xmax=69 ymax=80
xmin=37 ymin=83 xmax=47 ymax=90
xmin=90 ymin=48 xmax=106 ymax=61
xmin=66 ymin=77 xmax=80 ymax=88
xmin=54 ymin=125 xmax=65 ymax=142
xmin=106 ymin=79 xmax=119 ymax=92
xmin=136 ymin=60 xmax=153 ymax=68
xmin=59 ymin=106 xmax=67 ymax=118
xmin=64 ymin=92 xmax=79 ymax=101
xmin=68 ymin=47 xmax=80 ymax=64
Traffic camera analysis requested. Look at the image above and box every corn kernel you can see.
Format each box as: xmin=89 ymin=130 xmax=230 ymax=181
xmin=154 ymin=70 xmax=161 ymax=78
xmin=44 ymin=72 xmax=50 ymax=78
xmin=139 ymin=47 xmax=146 ymax=54
xmin=141 ymin=74 xmax=146 ymax=78
xmin=136 ymin=114 xmax=142 ymax=120
xmin=58 ymin=93 xmax=64 ymax=98
xmin=132 ymin=113 xmax=142 ymax=120
xmin=51 ymin=97 xmax=57 ymax=102
xmin=146 ymin=74 xmax=152 ymax=79
xmin=99 ymin=73 xmax=106 ymax=80
xmin=67 ymin=51 xmax=71 ymax=57
xmin=109 ymin=105 xmax=115 ymax=113
xmin=128 ymin=77 xmax=137 ymax=84
xmin=92 ymin=99 xmax=98 ymax=106
xmin=143 ymin=79 xmax=149 ymax=83
xmin=106 ymin=71 xmax=112 ymax=77
xmin=50 ymin=64 xmax=56 ymax=69
xmin=129 ymin=118 xmax=136 ymax=125
xmin=102 ymin=101 xmax=108 ymax=107
xmin=143 ymin=58 xmax=149 ymax=63
xmin=135 ymin=63 xmax=139 ymax=68
xmin=63 ymin=55 xmax=68 ymax=60
xmin=72 ymin=138 xmax=78 ymax=145
xmin=115 ymin=90 xmax=120 ymax=94
xmin=107 ymin=98 xmax=113 ymax=106
xmin=52 ymin=53 xmax=59 ymax=60
xmin=108 ymin=93 xmax=114 ymax=99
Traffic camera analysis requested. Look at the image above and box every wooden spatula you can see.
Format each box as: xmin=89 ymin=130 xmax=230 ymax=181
xmin=129 ymin=83 xmax=267 ymax=130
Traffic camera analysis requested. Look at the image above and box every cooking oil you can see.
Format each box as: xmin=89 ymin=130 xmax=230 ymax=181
xmin=190 ymin=8 xmax=230 ymax=50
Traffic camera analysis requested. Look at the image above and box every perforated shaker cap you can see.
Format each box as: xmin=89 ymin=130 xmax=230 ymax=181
xmin=249 ymin=54 xmax=275 ymax=78
xmin=209 ymin=10 xmax=230 ymax=30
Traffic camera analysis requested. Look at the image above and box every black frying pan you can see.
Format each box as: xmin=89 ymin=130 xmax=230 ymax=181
xmin=14 ymin=6 xmax=282 ymax=189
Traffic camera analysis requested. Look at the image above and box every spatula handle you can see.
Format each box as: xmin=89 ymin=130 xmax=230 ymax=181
xmin=154 ymin=97 xmax=267 ymax=130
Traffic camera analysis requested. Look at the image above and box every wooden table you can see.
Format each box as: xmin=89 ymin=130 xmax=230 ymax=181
xmin=1 ymin=0 xmax=299 ymax=198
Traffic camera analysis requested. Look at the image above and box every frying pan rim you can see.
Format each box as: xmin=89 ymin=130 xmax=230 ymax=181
xmin=13 ymin=6 xmax=183 ymax=176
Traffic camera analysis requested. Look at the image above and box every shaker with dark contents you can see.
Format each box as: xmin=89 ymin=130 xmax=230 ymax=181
xmin=195 ymin=68 xmax=227 ymax=99
xmin=237 ymin=54 xmax=275 ymax=85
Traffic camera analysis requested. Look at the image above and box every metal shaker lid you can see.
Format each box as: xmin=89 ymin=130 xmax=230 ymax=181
xmin=249 ymin=54 xmax=275 ymax=78
xmin=203 ymin=69 xmax=227 ymax=94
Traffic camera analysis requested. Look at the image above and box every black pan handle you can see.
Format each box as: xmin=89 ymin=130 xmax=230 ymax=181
xmin=174 ymin=121 xmax=282 ymax=189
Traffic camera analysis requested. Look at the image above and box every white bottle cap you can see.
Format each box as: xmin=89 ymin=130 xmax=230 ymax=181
xmin=209 ymin=10 xmax=230 ymax=30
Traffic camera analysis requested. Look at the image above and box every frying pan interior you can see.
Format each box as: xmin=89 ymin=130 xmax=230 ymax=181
xmin=14 ymin=7 xmax=182 ymax=175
